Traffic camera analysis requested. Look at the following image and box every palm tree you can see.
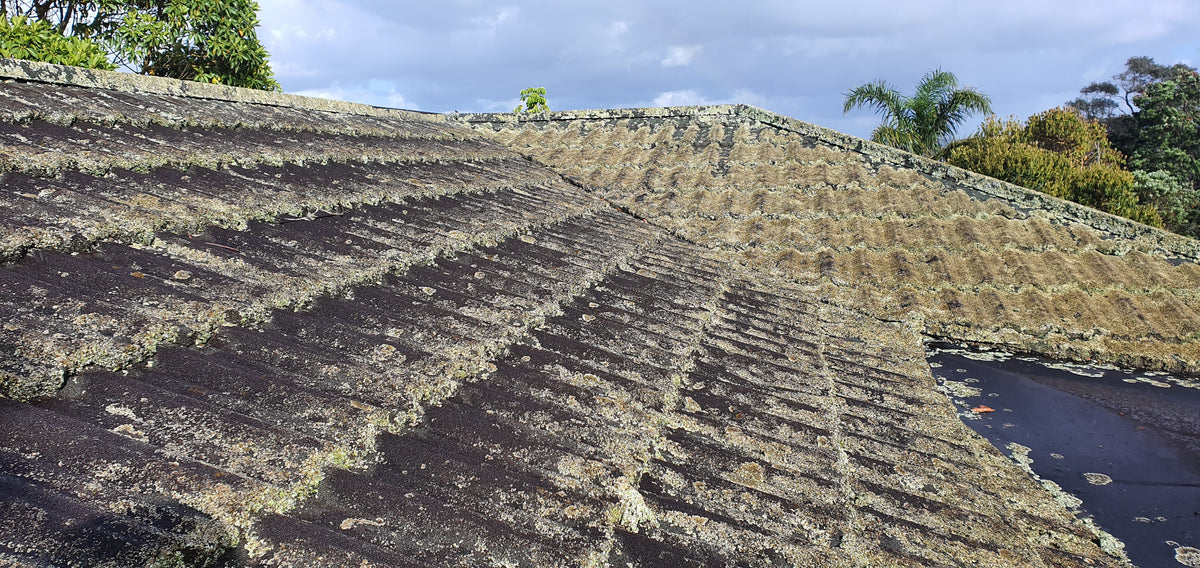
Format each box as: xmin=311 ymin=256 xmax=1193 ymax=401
xmin=843 ymin=69 xmax=993 ymax=158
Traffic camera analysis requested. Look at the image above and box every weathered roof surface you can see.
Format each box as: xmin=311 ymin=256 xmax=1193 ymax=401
xmin=0 ymin=59 xmax=1140 ymax=567
xmin=462 ymin=106 xmax=1200 ymax=375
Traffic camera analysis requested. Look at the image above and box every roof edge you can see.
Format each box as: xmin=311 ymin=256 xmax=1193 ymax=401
xmin=459 ymin=103 xmax=1200 ymax=260
xmin=0 ymin=58 xmax=440 ymax=121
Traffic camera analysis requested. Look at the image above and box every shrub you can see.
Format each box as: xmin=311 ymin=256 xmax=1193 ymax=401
xmin=948 ymin=110 xmax=1162 ymax=227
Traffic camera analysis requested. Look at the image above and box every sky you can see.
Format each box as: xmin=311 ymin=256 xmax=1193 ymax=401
xmin=256 ymin=0 xmax=1200 ymax=140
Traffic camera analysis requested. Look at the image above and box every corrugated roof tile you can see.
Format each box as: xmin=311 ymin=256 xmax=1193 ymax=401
xmin=0 ymin=61 xmax=1167 ymax=566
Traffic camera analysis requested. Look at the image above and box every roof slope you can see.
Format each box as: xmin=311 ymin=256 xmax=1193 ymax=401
xmin=462 ymin=106 xmax=1200 ymax=375
xmin=0 ymin=60 xmax=1130 ymax=567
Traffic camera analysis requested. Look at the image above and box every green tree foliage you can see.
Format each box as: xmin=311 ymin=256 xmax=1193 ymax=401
xmin=843 ymin=69 xmax=992 ymax=158
xmin=0 ymin=15 xmax=112 ymax=69
xmin=1068 ymin=56 xmax=1181 ymax=118
xmin=513 ymin=87 xmax=549 ymax=114
xmin=0 ymin=0 xmax=277 ymax=90
xmin=1129 ymin=67 xmax=1200 ymax=188
xmin=947 ymin=108 xmax=1162 ymax=227
xmin=1068 ymin=57 xmax=1200 ymax=237
xmin=92 ymin=0 xmax=278 ymax=89
xmin=1127 ymin=66 xmax=1200 ymax=235
xmin=1066 ymin=57 xmax=1196 ymax=160
xmin=1133 ymin=169 xmax=1196 ymax=233
xmin=0 ymin=0 xmax=97 ymax=33
xmin=1066 ymin=81 xmax=1120 ymax=122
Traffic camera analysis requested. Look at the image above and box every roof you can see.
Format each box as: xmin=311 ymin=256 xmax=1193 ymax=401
xmin=0 ymin=58 xmax=1172 ymax=567
xmin=460 ymin=106 xmax=1200 ymax=375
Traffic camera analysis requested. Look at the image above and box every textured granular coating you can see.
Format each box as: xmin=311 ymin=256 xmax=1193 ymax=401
xmin=0 ymin=62 xmax=1142 ymax=567
xmin=462 ymin=106 xmax=1200 ymax=375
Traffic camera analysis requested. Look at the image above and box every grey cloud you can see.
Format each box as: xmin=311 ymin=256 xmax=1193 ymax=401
xmin=258 ymin=0 xmax=1200 ymax=139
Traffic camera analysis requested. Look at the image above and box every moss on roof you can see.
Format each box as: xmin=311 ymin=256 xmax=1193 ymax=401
xmin=0 ymin=61 xmax=1156 ymax=566
xmin=461 ymin=105 xmax=1200 ymax=375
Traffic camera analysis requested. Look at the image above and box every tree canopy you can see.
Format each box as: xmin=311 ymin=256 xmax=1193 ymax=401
xmin=843 ymin=69 xmax=992 ymax=158
xmin=0 ymin=15 xmax=112 ymax=70
xmin=946 ymin=108 xmax=1161 ymax=227
xmin=1126 ymin=66 xmax=1200 ymax=235
xmin=1068 ymin=56 xmax=1185 ymax=119
xmin=0 ymin=0 xmax=278 ymax=90
xmin=1066 ymin=57 xmax=1200 ymax=237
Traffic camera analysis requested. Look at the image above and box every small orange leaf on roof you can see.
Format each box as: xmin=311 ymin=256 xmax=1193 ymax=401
xmin=971 ymin=405 xmax=995 ymax=413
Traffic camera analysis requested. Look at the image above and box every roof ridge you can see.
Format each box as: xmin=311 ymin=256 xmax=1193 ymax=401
xmin=460 ymin=102 xmax=1199 ymax=260
xmin=0 ymin=57 xmax=439 ymax=121
xmin=737 ymin=105 xmax=1200 ymax=260
xmin=456 ymin=103 xmax=755 ymax=123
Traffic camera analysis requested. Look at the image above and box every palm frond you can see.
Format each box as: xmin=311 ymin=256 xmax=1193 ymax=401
xmin=935 ymin=88 xmax=993 ymax=145
xmin=871 ymin=125 xmax=917 ymax=153
xmin=914 ymin=69 xmax=958 ymax=103
xmin=938 ymin=89 xmax=993 ymax=126
xmin=843 ymin=80 xmax=906 ymax=124
xmin=846 ymin=69 xmax=992 ymax=158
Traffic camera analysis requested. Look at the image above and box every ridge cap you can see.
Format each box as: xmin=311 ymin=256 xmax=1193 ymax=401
xmin=0 ymin=57 xmax=439 ymax=120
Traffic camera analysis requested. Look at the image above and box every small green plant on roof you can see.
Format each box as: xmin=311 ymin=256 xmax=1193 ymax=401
xmin=843 ymin=69 xmax=993 ymax=159
xmin=0 ymin=15 xmax=113 ymax=69
xmin=945 ymin=107 xmax=1162 ymax=227
xmin=514 ymin=87 xmax=549 ymax=114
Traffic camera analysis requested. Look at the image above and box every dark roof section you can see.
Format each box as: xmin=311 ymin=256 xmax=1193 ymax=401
xmin=2 ymin=61 xmax=1128 ymax=567
xmin=461 ymin=106 xmax=1200 ymax=375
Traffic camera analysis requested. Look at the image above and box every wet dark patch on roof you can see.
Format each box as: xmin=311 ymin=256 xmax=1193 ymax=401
xmin=930 ymin=347 xmax=1200 ymax=567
